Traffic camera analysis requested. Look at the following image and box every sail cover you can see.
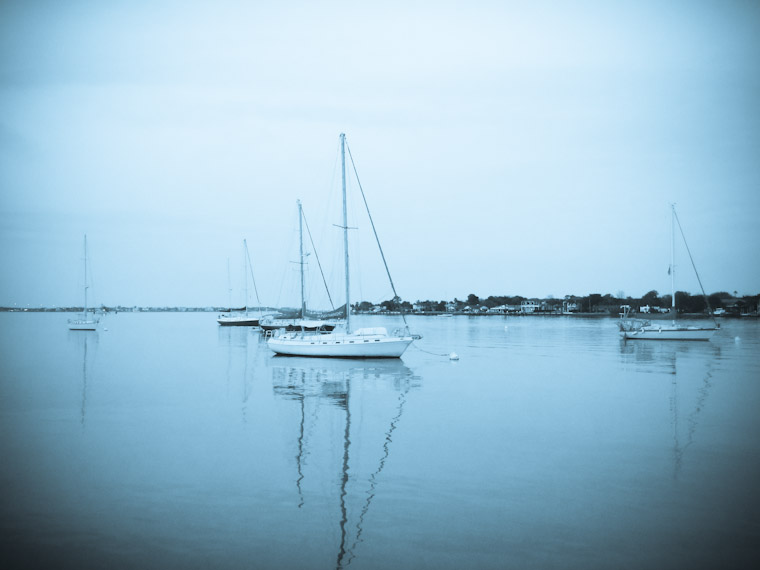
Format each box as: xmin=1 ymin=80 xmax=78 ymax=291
xmin=304 ymin=304 xmax=347 ymax=320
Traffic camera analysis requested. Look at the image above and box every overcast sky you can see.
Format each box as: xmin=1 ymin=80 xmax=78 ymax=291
xmin=1 ymin=0 xmax=758 ymax=308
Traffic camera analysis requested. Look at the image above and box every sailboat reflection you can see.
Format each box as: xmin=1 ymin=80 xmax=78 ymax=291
xmin=619 ymin=341 xmax=720 ymax=479
xmin=219 ymin=326 xmax=265 ymax=422
xmin=69 ymin=330 xmax=98 ymax=427
xmin=271 ymin=358 xmax=420 ymax=569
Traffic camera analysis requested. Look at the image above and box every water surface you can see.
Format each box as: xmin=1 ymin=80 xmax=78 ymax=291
xmin=1 ymin=313 xmax=758 ymax=569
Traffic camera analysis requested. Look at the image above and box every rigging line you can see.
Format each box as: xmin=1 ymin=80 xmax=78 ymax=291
xmin=671 ymin=206 xmax=719 ymax=327
xmin=409 ymin=343 xmax=451 ymax=358
xmin=244 ymin=239 xmax=262 ymax=308
xmin=345 ymin=139 xmax=408 ymax=327
xmin=345 ymin=388 xmax=409 ymax=566
xmin=301 ymin=205 xmax=336 ymax=310
xmin=295 ymin=370 xmax=306 ymax=509
xmin=336 ymin=380 xmax=352 ymax=570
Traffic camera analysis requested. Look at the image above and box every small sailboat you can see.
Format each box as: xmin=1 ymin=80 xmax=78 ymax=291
xmin=290 ymin=199 xmax=339 ymax=333
xmin=268 ymin=134 xmax=419 ymax=358
xmin=217 ymin=240 xmax=261 ymax=326
xmin=620 ymin=205 xmax=718 ymax=341
xmin=261 ymin=201 xmax=341 ymax=334
xmin=68 ymin=235 xmax=100 ymax=331
xmin=260 ymin=312 xmax=298 ymax=333
xmin=217 ymin=313 xmax=260 ymax=326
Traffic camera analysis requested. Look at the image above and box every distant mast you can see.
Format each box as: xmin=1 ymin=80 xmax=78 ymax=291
xmin=243 ymin=239 xmax=249 ymax=313
xmin=227 ymin=258 xmax=232 ymax=309
xmin=83 ymin=234 xmax=89 ymax=314
xmin=670 ymin=204 xmax=676 ymax=317
xmin=340 ymin=133 xmax=350 ymax=333
xmin=298 ymin=199 xmax=306 ymax=318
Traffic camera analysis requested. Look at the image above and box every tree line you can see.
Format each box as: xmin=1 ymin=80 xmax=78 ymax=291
xmin=354 ymin=291 xmax=760 ymax=315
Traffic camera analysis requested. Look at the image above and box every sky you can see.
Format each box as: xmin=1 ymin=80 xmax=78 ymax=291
xmin=1 ymin=0 xmax=758 ymax=308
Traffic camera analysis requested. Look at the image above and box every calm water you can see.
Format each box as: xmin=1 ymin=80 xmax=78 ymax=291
xmin=1 ymin=313 xmax=759 ymax=569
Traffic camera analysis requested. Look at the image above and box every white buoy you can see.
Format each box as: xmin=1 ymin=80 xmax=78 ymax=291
xmin=735 ymin=336 xmax=741 ymax=343
xmin=504 ymin=325 xmax=508 ymax=331
xmin=449 ymin=352 xmax=459 ymax=360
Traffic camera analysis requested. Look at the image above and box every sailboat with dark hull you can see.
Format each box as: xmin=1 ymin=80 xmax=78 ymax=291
xmin=218 ymin=240 xmax=261 ymax=327
xmin=261 ymin=201 xmax=341 ymax=334
xmin=290 ymin=199 xmax=339 ymax=333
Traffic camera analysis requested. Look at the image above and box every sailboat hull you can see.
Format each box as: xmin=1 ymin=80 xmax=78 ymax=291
xmin=621 ymin=326 xmax=716 ymax=341
xmin=217 ymin=316 xmax=260 ymax=326
xmin=68 ymin=319 xmax=99 ymax=331
xmin=268 ymin=332 xmax=413 ymax=358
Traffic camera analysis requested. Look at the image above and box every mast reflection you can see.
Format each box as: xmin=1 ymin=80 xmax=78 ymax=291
xmin=69 ymin=330 xmax=98 ymax=428
xmin=619 ymin=341 xmax=720 ymax=479
xmin=271 ymin=358 xmax=420 ymax=569
xmin=219 ymin=326 xmax=264 ymax=422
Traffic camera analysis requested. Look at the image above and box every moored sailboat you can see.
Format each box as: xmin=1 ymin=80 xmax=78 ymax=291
xmin=268 ymin=134 xmax=419 ymax=358
xmin=289 ymin=199 xmax=339 ymax=333
xmin=217 ymin=240 xmax=261 ymax=326
xmin=68 ymin=235 xmax=100 ymax=331
xmin=619 ymin=305 xmax=716 ymax=340
xmin=620 ymin=205 xmax=718 ymax=341
xmin=261 ymin=201 xmax=342 ymax=334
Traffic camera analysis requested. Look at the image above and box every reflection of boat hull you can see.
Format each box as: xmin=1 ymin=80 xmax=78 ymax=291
xmin=621 ymin=326 xmax=716 ymax=341
xmin=270 ymin=356 xmax=411 ymax=374
xmin=217 ymin=315 xmax=260 ymax=326
xmin=269 ymin=330 xmax=413 ymax=358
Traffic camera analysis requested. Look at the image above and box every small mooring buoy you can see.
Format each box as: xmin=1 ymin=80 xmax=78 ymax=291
xmin=735 ymin=336 xmax=741 ymax=343
xmin=449 ymin=352 xmax=459 ymax=361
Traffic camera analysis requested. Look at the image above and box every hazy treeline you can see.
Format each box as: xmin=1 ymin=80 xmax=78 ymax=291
xmin=356 ymin=291 xmax=760 ymax=315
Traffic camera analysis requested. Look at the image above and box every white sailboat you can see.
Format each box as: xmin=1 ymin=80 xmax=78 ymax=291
xmin=217 ymin=240 xmax=261 ymax=326
xmin=268 ymin=134 xmax=419 ymax=358
xmin=620 ymin=205 xmax=718 ymax=341
xmin=68 ymin=235 xmax=100 ymax=331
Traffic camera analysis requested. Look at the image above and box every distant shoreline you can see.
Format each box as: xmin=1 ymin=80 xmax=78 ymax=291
xmin=0 ymin=307 xmax=233 ymax=313
xmin=2 ymin=307 xmax=754 ymax=319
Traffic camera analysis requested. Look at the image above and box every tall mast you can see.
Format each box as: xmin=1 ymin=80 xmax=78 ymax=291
xmin=244 ymin=239 xmax=262 ymax=315
xmin=83 ymin=234 xmax=88 ymax=314
xmin=243 ymin=240 xmax=249 ymax=313
xmin=341 ymin=134 xmax=350 ymax=333
xmin=227 ymin=258 xmax=232 ymax=309
xmin=298 ymin=200 xmax=306 ymax=318
xmin=670 ymin=204 xmax=676 ymax=316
